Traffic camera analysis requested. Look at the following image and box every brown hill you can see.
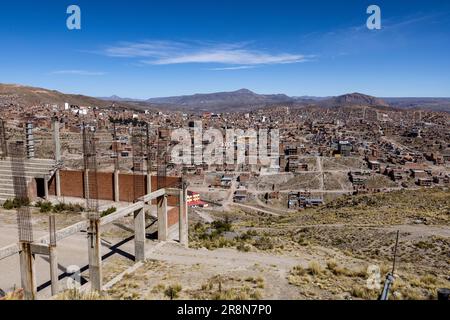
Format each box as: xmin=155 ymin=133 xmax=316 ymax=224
xmin=0 ymin=83 xmax=155 ymax=111
xmin=322 ymin=93 xmax=389 ymax=107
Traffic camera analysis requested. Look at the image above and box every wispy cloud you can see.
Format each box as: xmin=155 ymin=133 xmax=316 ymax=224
xmin=51 ymin=70 xmax=106 ymax=76
xmin=209 ymin=65 xmax=256 ymax=71
xmin=101 ymin=40 xmax=311 ymax=68
xmin=301 ymin=12 xmax=448 ymax=59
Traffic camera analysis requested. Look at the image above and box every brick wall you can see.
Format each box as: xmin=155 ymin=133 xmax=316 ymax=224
xmin=49 ymin=170 xmax=84 ymax=198
xmin=50 ymin=170 xmax=181 ymax=205
xmin=97 ymin=172 xmax=114 ymax=201
xmin=167 ymin=207 xmax=179 ymax=227
xmin=118 ymin=173 xmax=146 ymax=202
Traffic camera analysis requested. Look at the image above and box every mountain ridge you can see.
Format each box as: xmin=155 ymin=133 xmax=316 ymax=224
xmin=1 ymin=83 xmax=449 ymax=113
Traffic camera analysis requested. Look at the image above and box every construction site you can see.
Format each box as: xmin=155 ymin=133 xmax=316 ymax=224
xmin=0 ymin=115 xmax=449 ymax=301
xmin=0 ymin=117 xmax=189 ymax=299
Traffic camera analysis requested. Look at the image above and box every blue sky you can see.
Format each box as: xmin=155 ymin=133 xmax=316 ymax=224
xmin=0 ymin=0 xmax=449 ymax=98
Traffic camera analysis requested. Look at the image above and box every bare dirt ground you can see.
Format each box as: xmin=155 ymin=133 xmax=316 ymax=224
xmin=2 ymin=188 xmax=449 ymax=300
xmin=103 ymin=188 xmax=449 ymax=300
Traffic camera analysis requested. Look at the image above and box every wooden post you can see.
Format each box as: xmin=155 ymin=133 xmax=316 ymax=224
xmin=157 ymin=195 xmax=168 ymax=241
xmin=87 ymin=216 xmax=102 ymax=291
xmin=134 ymin=206 xmax=146 ymax=261
xmin=19 ymin=242 xmax=37 ymax=300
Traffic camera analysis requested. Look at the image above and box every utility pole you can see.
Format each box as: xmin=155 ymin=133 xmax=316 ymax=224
xmin=379 ymin=230 xmax=400 ymax=300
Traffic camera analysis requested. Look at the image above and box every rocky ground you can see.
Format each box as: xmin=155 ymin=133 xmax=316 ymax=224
xmin=1 ymin=188 xmax=449 ymax=300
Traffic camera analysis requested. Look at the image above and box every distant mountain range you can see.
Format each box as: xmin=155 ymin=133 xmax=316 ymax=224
xmin=1 ymin=83 xmax=449 ymax=113
xmin=145 ymin=88 xmax=295 ymax=112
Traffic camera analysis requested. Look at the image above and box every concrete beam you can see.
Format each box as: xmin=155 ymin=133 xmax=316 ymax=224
xmin=166 ymin=188 xmax=181 ymax=196
xmin=0 ymin=243 xmax=20 ymax=260
xmin=1 ymin=221 xmax=88 ymax=261
xmin=157 ymin=195 xmax=168 ymax=241
xmin=30 ymin=243 xmax=50 ymax=256
xmin=140 ymin=188 xmax=165 ymax=202
xmin=100 ymin=201 xmax=144 ymax=226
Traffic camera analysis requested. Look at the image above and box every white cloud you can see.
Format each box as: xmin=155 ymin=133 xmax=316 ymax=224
xmin=209 ymin=65 xmax=256 ymax=71
xmin=51 ymin=70 xmax=106 ymax=76
xmin=102 ymin=40 xmax=311 ymax=67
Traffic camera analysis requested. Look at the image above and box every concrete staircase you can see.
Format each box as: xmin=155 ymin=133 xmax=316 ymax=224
xmin=0 ymin=158 xmax=58 ymax=203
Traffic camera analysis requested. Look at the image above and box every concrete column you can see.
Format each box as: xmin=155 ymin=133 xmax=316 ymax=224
xmin=44 ymin=176 xmax=49 ymax=200
xmin=157 ymin=195 xmax=168 ymax=241
xmin=146 ymin=173 xmax=152 ymax=195
xmin=146 ymin=123 xmax=152 ymax=195
xmin=53 ymin=117 xmax=61 ymax=163
xmin=179 ymin=188 xmax=188 ymax=247
xmin=84 ymin=169 xmax=90 ymax=200
xmin=87 ymin=217 xmax=102 ymax=291
xmin=134 ymin=206 xmax=146 ymax=261
xmin=144 ymin=173 xmax=151 ymax=218
xmin=53 ymin=118 xmax=62 ymax=198
xmin=49 ymin=246 xmax=59 ymax=296
xmin=55 ymin=171 xmax=61 ymax=198
xmin=19 ymin=242 xmax=37 ymax=300
xmin=114 ymin=170 xmax=120 ymax=202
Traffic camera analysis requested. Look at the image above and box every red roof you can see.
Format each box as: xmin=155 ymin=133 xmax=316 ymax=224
xmin=188 ymin=200 xmax=207 ymax=207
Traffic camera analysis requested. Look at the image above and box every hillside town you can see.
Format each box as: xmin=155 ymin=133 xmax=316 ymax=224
xmin=0 ymin=98 xmax=448 ymax=210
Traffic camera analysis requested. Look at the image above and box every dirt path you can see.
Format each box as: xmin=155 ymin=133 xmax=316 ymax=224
xmin=194 ymin=209 xmax=215 ymax=223
xmin=232 ymin=203 xmax=281 ymax=216
xmin=146 ymin=242 xmax=311 ymax=299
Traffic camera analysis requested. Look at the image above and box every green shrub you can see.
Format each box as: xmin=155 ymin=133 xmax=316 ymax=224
xmin=253 ymin=236 xmax=274 ymax=250
xmin=3 ymin=199 xmax=15 ymax=210
xmin=237 ymin=243 xmax=251 ymax=252
xmin=101 ymin=207 xmax=117 ymax=217
xmin=15 ymin=197 xmax=30 ymax=207
xmin=36 ymin=202 xmax=85 ymax=214
xmin=3 ymin=197 xmax=30 ymax=210
xmin=212 ymin=216 xmax=232 ymax=233
xmin=164 ymin=284 xmax=182 ymax=300
xmin=67 ymin=203 xmax=85 ymax=213
xmin=39 ymin=201 xmax=53 ymax=213
xmin=53 ymin=202 xmax=68 ymax=213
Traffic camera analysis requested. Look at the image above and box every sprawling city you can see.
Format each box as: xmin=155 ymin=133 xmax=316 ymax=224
xmin=0 ymin=0 xmax=449 ymax=312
